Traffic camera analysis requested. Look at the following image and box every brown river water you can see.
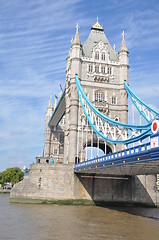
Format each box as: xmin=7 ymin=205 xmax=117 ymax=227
xmin=0 ymin=194 xmax=159 ymax=240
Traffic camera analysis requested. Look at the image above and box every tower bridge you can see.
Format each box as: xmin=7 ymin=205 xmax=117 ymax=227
xmin=10 ymin=18 xmax=159 ymax=206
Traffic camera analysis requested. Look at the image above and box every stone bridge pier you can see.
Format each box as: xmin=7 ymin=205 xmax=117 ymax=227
xmin=10 ymin=160 xmax=159 ymax=207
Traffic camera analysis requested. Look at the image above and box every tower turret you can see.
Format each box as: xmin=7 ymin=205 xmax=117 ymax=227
xmin=119 ymin=31 xmax=128 ymax=53
xmin=72 ymin=23 xmax=81 ymax=46
xmin=118 ymin=31 xmax=129 ymax=84
xmin=44 ymin=97 xmax=53 ymax=157
xmin=64 ymin=23 xmax=83 ymax=164
xmin=69 ymin=23 xmax=82 ymax=68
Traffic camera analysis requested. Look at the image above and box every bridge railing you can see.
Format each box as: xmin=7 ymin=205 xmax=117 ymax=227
xmin=74 ymin=142 xmax=151 ymax=169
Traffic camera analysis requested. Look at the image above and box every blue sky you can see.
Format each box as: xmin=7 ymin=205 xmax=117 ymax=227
xmin=0 ymin=0 xmax=159 ymax=171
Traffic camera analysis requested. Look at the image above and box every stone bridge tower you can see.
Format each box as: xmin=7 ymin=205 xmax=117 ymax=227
xmin=43 ymin=18 xmax=129 ymax=165
xmin=36 ymin=18 xmax=129 ymax=165
xmin=63 ymin=18 xmax=129 ymax=164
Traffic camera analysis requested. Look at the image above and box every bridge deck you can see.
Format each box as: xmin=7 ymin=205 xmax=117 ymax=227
xmin=74 ymin=145 xmax=159 ymax=176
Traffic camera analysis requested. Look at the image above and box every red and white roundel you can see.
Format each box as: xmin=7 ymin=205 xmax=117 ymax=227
xmin=151 ymin=120 xmax=159 ymax=134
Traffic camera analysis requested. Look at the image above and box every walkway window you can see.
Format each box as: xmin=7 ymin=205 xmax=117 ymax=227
xmin=101 ymin=53 xmax=105 ymax=61
xmin=112 ymin=97 xmax=117 ymax=105
xmin=95 ymin=65 xmax=99 ymax=73
xmin=88 ymin=64 xmax=93 ymax=73
xmin=95 ymin=51 xmax=99 ymax=60
xmin=95 ymin=91 xmax=105 ymax=102
xmin=101 ymin=66 xmax=105 ymax=74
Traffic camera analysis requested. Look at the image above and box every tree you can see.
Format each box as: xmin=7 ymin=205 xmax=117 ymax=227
xmin=0 ymin=167 xmax=24 ymax=187
xmin=0 ymin=172 xmax=3 ymax=186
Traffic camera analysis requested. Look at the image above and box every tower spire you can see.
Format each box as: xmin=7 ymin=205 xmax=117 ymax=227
xmin=46 ymin=96 xmax=53 ymax=117
xmin=73 ymin=23 xmax=81 ymax=45
xmin=48 ymin=96 xmax=53 ymax=109
xmin=44 ymin=96 xmax=53 ymax=157
xmin=119 ymin=30 xmax=128 ymax=53
xmin=122 ymin=30 xmax=125 ymax=40
xmin=76 ymin=22 xmax=79 ymax=34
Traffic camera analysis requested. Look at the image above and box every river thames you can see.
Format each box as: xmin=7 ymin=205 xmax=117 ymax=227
xmin=0 ymin=194 xmax=159 ymax=240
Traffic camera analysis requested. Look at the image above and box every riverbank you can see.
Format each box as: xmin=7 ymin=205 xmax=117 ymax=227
xmin=10 ymin=197 xmax=159 ymax=207
xmin=0 ymin=190 xmax=10 ymax=193
xmin=10 ymin=198 xmax=95 ymax=205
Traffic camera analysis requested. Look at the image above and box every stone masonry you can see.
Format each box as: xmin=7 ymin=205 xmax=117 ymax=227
xmin=10 ymin=19 xmax=159 ymax=206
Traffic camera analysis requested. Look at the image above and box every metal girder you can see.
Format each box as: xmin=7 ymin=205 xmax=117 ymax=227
xmin=74 ymin=144 xmax=159 ymax=176
xmin=75 ymin=74 xmax=152 ymax=145
xmin=124 ymin=80 xmax=159 ymax=123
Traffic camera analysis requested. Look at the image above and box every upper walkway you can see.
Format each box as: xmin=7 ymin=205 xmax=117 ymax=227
xmin=49 ymin=89 xmax=66 ymax=127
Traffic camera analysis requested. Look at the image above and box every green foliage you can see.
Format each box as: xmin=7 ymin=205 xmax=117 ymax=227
xmin=0 ymin=167 xmax=24 ymax=187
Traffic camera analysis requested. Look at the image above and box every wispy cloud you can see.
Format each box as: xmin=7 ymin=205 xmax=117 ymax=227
xmin=0 ymin=0 xmax=89 ymax=171
xmin=0 ymin=0 xmax=159 ymax=171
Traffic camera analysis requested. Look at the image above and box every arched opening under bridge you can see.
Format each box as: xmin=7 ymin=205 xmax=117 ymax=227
xmin=84 ymin=140 xmax=112 ymax=161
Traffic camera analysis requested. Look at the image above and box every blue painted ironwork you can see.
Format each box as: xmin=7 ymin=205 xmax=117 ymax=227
xmin=124 ymin=80 xmax=159 ymax=123
xmin=74 ymin=142 xmax=159 ymax=173
xmin=75 ymin=74 xmax=153 ymax=144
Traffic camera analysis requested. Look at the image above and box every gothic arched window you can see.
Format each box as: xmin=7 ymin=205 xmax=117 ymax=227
xmin=95 ymin=91 xmax=105 ymax=102
xmin=112 ymin=96 xmax=117 ymax=105
xmin=88 ymin=64 xmax=93 ymax=72
xmin=95 ymin=51 xmax=99 ymax=60
xmin=101 ymin=53 xmax=105 ymax=61
xmin=95 ymin=65 xmax=99 ymax=73
xmin=101 ymin=66 xmax=105 ymax=74
xmin=108 ymin=67 xmax=112 ymax=75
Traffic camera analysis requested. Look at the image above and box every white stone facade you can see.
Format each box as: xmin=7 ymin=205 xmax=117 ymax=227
xmin=44 ymin=19 xmax=129 ymax=165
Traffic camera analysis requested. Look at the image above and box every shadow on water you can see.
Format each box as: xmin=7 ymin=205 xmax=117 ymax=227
xmin=95 ymin=204 xmax=159 ymax=221
xmin=77 ymin=173 xmax=159 ymax=220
